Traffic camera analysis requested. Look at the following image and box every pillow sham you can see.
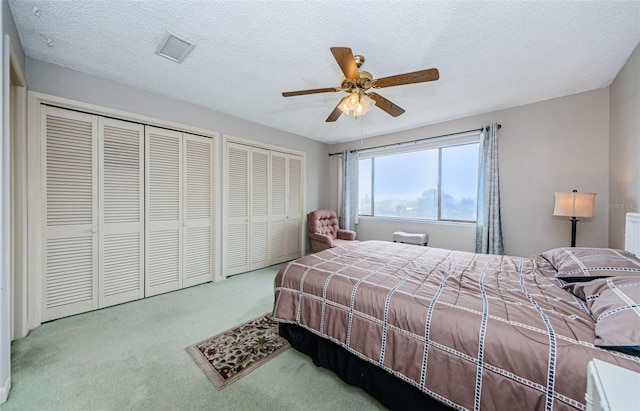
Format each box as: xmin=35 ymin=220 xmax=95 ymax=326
xmin=539 ymin=247 xmax=640 ymax=281
xmin=564 ymin=276 xmax=640 ymax=355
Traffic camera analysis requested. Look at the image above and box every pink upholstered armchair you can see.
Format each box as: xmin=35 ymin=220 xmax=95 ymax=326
xmin=307 ymin=209 xmax=357 ymax=253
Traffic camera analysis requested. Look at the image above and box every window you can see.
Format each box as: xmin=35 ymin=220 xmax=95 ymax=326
xmin=358 ymin=139 xmax=479 ymax=222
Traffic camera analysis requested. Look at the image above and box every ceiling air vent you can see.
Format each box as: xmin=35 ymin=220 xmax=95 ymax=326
xmin=156 ymin=32 xmax=195 ymax=63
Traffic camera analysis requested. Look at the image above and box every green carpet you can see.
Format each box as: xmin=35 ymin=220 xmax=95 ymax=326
xmin=4 ymin=265 xmax=384 ymax=410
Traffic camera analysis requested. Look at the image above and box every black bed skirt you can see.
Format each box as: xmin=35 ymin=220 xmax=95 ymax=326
xmin=278 ymin=323 xmax=453 ymax=411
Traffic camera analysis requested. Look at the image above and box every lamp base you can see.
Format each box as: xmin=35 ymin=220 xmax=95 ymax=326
xmin=570 ymin=217 xmax=578 ymax=247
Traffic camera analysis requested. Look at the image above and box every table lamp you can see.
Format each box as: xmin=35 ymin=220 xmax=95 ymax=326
xmin=553 ymin=189 xmax=596 ymax=247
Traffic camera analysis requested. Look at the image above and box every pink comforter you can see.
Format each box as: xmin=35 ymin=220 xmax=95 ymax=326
xmin=272 ymin=241 xmax=640 ymax=410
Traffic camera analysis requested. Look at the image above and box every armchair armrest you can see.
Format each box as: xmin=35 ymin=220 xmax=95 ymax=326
xmin=337 ymin=229 xmax=356 ymax=241
xmin=308 ymin=232 xmax=334 ymax=247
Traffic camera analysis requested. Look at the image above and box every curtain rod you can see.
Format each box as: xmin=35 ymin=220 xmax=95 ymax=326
xmin=328 ymin=124 xmax=501 ymax=157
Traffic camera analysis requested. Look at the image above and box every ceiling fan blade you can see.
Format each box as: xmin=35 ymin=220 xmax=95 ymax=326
xmin=282 ymin=87 xmax=341 ymax=97
xmin=330 ymin=47 xmax=360 ymax=80
xmin=372 ymin=68 xmax=439 ymax=89
xmin=367 ymin=92 xmax=405 ymax=117
xmin=326 ymin=97 xmax=347 ymax=122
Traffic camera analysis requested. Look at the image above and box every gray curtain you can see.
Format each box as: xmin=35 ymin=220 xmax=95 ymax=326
xmin=476 ymin=123 xmax=504 ymax=254
xmin=340 ymin=150 xmax=358 ymax=231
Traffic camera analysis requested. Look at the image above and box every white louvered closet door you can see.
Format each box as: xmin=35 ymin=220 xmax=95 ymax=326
xmin=183 ymin=134 xmax=213 ymax=287
xmin=98 ymin=118 xmax=144 ymax=308
xmin=286 ymin=155 xmax=303 ymax=260
xmin=145 ymin=127 xmax=183 ymax=296
xmin=225 ymin=143 xmax=250 ymax=276
xmin=269 ymin=152 xmax=287 ymax=264
xmin=42 ymin=106 xmax=98 ymax=321
xmin=250 ymin=148 xmax=270 ymax=270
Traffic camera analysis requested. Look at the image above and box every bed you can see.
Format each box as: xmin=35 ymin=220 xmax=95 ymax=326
xmin=271 ymin=240 xmax=640 ymax=410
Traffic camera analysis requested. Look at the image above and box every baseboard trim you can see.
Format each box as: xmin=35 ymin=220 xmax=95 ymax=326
xmin=0 ymin=376 xmax=10 ymax=404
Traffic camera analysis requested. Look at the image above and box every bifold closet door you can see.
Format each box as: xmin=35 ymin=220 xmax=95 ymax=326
xmin=145 ymin=127 xmax=183 ymax=296
xmin=225 ymin=143 xmax=270 ymax=273
xmin=183 ymin=134 xmax=214 ymax=287
xmin=250 ymin=147 xmax=270 ymax=271
xmin=98 ymin=118 xmax=144 ymax=308
xmin=146 ymin=128 xmax=213 ymax=293
xmin=286 ymin=155 xmax=303 ymax=260
xmin=41 ymin=107 xmax=213 ymax=319
xmin=225 ymin=142 xmax=304 ymax=276
xmin=225 ymin=143 xmax=250 ymax=275
xmin=270 ymin=152 xmax=303 ymax=264
xmin=42 ymin=106 xmax=98 ymax=321
xmin=269 ymin=152 xmax=287 ymax=264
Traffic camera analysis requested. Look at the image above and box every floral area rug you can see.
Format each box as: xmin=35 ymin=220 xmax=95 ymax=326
xmin=186 ymin=313 xmax=290 ymax=390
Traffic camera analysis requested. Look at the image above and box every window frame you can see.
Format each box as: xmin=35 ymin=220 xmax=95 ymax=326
xmin=357 ymin=134 xmax=480 ymax=223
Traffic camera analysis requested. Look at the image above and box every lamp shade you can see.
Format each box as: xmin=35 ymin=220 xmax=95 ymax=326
xmin=356 ymin=94 xmax=376 ymax=116
xmin=553 ymin=191 xmax=596 ymax=218
xmin=337 ymin=92 xmax=376 ymax=118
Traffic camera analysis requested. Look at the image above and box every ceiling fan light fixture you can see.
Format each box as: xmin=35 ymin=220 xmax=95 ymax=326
xmin=339 ymin=92 xmax=377 ymax=119
xmin=353 ymin=93 xmax=376 ymax=118
xmin=346 ymin=92 xmax=360 ymax=109
xmin=359 ymin=94 xmax=376 ymax=111
xmin=339 ymin=92 xmax=360 ymax=115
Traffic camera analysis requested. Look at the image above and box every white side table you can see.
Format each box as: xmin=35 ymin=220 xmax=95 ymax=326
xmin=586 ymin=359 xmax=640 ymax=411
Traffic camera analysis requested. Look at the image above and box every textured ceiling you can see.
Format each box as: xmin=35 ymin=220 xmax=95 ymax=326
xmin=9 ymin=0 xmax=640 ymax=144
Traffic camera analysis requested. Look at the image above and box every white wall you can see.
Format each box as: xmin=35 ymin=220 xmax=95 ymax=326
xmin=24 ymin=57 xmax=332 ymax=214
xmin=609 ymin=44 xmax=640 ymax=249
xmin=329 ymin=89 xmax=610 ymax=257
xmin=357 ymin=218 xmax=476 ymax=252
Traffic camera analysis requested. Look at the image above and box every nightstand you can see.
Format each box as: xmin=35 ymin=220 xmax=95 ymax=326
xmin=586 ymin=359 xmax=640 ymax=411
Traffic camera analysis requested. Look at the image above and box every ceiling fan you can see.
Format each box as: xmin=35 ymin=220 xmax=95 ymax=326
xmin=282 ymin=47 xmax=439 ymax=122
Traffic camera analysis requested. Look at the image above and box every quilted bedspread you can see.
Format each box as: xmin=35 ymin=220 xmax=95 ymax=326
xmin=272 ymin=241 xmax=640 ymax=410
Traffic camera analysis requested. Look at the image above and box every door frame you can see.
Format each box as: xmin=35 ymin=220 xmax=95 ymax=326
xmin=1 ymin=34 xmax=27 ymax=404
xmin=9 ymin=37 xmax=27 ymax=341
